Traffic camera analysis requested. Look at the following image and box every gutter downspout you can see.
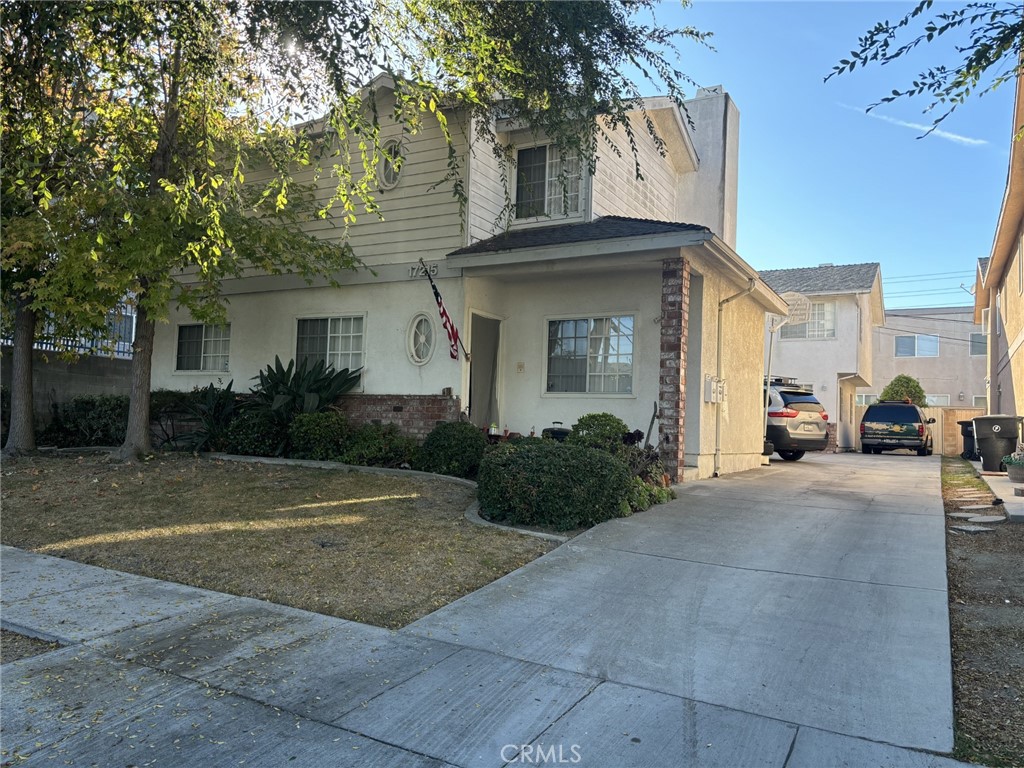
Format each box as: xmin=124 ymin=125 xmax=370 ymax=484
xmin=715 ymin=278 xmax=757 ymax=477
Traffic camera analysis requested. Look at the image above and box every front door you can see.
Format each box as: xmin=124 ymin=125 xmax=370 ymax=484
xmin=469 ymin=314 xmax=500 ymax=429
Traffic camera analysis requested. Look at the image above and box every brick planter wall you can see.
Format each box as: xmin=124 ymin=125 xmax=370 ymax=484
xmin=334 ymin=394 xmax=463 ymax=441
xmin=659 ymin=258 xmax=691 ymax=483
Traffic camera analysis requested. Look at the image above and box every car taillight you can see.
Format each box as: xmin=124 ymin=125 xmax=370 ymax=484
xmin=768 ymin=408 xmax=798 ymax=418
xmin=918 ymin=424 xmax=925 ymax=436
xmin=859 ymin=422 xmax=865 ymax=435
xmin=821 ymin=412 xmax=829 ymax=420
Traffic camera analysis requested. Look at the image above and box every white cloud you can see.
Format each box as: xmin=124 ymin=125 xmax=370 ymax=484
xmin=838 ymin=103 xmax=988 ymax=147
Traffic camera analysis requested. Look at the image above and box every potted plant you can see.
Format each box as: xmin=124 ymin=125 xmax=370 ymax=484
xmin=1001 ymin=447 xmax=1024 ymax=482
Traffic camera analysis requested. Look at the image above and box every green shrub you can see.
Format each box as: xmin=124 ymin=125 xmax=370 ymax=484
xmin=478 ymin=441 xmax=631 ymax=531
xmin=289 ymin=411 xmax=349 ymax=460
xmin=414 ymin=421 xmax=488 ymax=479
xmin=224 ymin=410 xmax=287 ymax=457
xmin=0 ymin=386 xmax=10 ymax=442
xmin=625 ymin=476 xmax=656 ymax=512
xmin=38 ymin=394 xmax=129 ymax=447
xmin=339 ymin=423 xmax=418 ymax=468
xmin=566 ymin=412 xmax=630 ymax=456
xmin=179 ymin=382 xmax=237 ymax=453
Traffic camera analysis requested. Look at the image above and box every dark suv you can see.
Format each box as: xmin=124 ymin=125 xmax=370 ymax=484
xmin=859 ymin=400 xmax=935 ymax=456
xmin=765 ymin=382 xmax=829 ymax=461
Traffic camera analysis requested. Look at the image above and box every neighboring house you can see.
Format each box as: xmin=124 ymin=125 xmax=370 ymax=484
xmin=151 ymin=83 xmax=786 ymax=481
xmin=857 ymin=306 xmax=987 ymax=409
xmin=759 ymin=263 xmax=885 ymax=451
xmin=974 ymin=73 xmax=1024 ymax=417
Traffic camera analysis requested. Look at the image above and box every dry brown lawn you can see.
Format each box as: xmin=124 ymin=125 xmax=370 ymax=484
xmin=0 ymin=453 xmax=555 ymax=629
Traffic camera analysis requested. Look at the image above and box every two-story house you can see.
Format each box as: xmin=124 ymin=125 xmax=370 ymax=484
xmin=974 ymin=72 xmax=1024 ymax=417
xmin=857 ymin=306 xmax=987 ymax=409
xmin=760 ymin=263 xmax=885 ymax=451
xmin=150 ymin=83 xmax=786 ymax=481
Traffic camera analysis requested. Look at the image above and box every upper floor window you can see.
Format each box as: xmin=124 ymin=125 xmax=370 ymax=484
xmin=515 ymin=145 xmax=581 ymax=220
xmin=894 ymin=334 xmax=938 ymax=357
xmin=925 ymin=394 xmax=949 ymax=406
xmin=969 ymin=332 xmax=986 ymax=356
xmin=973 ymin=395 xmax=987 ymax=408
xmin=546 ymin=315 xmax=633 ymax=394
xmin=856 ymin=393 xmax=878 ymax=406
xmin=297 ymin=316 xmax=364 ymax=372
xmin=780 ymin=301 xmax=836 ymax=340
xmin=379 ymin=139 xmax=403 ymax=190
xmin=176 ymin=323 xmax=230 ymax=372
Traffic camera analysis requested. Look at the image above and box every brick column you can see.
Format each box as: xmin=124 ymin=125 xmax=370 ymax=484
xmin=659 ymin=257 xmax=690 ymax=482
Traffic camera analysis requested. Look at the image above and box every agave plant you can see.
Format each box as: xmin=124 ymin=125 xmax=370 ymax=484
xmin=249 ymin=356 xmax=361 ymax=425
xmin=179 ymin=381 xmax=236 ymax=453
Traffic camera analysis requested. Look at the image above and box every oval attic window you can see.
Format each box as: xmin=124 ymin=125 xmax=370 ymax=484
xmin=408 ymin=313 xmax=434 ymax=365
xmin=380 ymin=140 xmax=403 ymax=190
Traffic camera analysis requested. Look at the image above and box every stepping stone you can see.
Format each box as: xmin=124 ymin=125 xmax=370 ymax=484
xmin=950 ymin=525 xmax=995 ymax=534
xmin=947 ymin=513 xmax=978 ymax=520
xmin=967 ymin=515 xmax=1005 ymax=524
xmin=958 ymin=504 xmax=995 ymax=511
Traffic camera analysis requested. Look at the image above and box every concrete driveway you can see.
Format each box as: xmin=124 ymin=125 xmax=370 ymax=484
xmin=1 ymin=451 xmax=966 ymax=767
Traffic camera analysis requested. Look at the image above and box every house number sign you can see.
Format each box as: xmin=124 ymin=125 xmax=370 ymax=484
xmin=409 ymin=262 xmax=439 ymax=278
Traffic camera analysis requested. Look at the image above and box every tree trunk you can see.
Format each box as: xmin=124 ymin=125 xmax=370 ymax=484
xmin=2 ymin=297 xmax=38 ymax=456
xmin=117 ymin=301 xmax=154 ymax=459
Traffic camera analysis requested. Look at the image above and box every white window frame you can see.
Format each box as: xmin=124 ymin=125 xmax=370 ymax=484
xmin=295 ymin=314 xmax=366 ymax=378
xmin=543 ymin=313 xmax=635 ymax=397
xmin=894 ymin=334 xmax=939 ymax=358
xmin=407 ymin=313 xmax=435 ymax=366
xmin=513 ymin=143 xmax=583 ymax=224
xmin=856 ymin=394 xmax=878 ymax=406
xmin=379 ymin=139 xmax=403 ymax=190
xmin=969 ymin=332 xmax=986 ymax=356
xmin=175 ymin=323 xmax=230 ymax=372
xmin=973 ymin=395 xmax=987 ymax=408
xmin=925 ymin=394 xmax=950 ymax=406
xmin=779 ymin=300 xmax=836 ymax=340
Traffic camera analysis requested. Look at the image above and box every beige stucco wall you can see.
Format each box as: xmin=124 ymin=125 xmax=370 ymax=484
xmin=685 ymin=252 xmax=767 ymax=477
xmin=996 ymin=223 xmax=1024 ymax=415
xmin=861 ymin=306 xmax=987 ymax=408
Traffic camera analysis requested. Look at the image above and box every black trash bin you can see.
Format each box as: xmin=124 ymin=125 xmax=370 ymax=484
xmin=957 ymin=419 xmax=979 ymax=461
xmin=973 ymin=414 xmax=1022 ymax=471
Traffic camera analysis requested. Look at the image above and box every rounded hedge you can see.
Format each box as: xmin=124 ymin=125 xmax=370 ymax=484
xmin=478 ymin=441 xmax=631 ymax=531
xmin=414 ymin=420 xmax=488 ymax=479
xmin=288 ymin=411 xmax=349 ymax=460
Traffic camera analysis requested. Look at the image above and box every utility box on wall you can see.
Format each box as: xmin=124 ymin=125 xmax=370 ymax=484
xmin=704 ymin=374 xmax=726 ymax=403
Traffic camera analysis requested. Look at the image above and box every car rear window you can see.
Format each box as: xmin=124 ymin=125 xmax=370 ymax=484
xmin=779 ymin=391 xmax=824 ymax=412
xmin=864 ymin=405 xmax=919 ymax=422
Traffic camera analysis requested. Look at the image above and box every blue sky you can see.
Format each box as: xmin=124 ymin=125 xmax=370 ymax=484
xmin=649 ymin=1 xmax=1016 ymax=309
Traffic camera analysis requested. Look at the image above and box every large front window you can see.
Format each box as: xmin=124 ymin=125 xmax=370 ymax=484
xmin=176 ymin=324 xmax=230 ymax=371
xmin=546 ymin=315 xmax=633 ymax=394
xmin=515 ymin=145 xmax=581 ymax=219
xmin=296 ymin=316 xmax=364 ymax=371
xmin=780 ymin=301 xmax=836 ymax=340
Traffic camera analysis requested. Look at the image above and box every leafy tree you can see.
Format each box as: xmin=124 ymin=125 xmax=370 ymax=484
xmin=826 ymin=1 xmax=1022 ymax=132
xmin=2 ymin=0 xmax=708 ymax=459
xmin=879 ymin=374 xmax=929 ymax=407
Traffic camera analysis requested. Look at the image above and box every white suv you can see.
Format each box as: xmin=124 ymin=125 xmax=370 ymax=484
xmin=764 ymin=381 xmax=829 ymax=461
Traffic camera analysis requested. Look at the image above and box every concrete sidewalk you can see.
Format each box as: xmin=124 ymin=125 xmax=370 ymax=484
xmin=1 ymin=452 xmax=974 ymax=767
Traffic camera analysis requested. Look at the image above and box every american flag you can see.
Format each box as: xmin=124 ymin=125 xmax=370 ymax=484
xmin=426 ymin=271 xmax=461 ymax=360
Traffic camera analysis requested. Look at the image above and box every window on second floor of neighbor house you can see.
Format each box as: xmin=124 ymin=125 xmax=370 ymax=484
xmin=176 ymin=324 xmax=231 ymax=372
xmin=296 ymin=316 xmax=364 ymax=373
xmin=970 ymin=332 xmax=986 ymax=356
xmin=856 ymin=394 xmax=878 ymax=406
xmin=779 ymin=301 xmax=836 ymax=340
xmin=515 ymin=145 xmax=582 ymax=220
xmin=974 ymin=395 xmax=987 ymax=408
xmin=926 ymin=394 xmax=950 ymax=406
xmin=546 ymin=315 xmax=633 ymax=394
xmin=894 ymin=334 xmax=939 ymax=358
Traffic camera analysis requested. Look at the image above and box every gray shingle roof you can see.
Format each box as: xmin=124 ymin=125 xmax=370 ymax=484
xmin=978 ymin=257 xmax=990 ymax=280
xmin=449 ymin=216 xmax=709 ymax=256
xmin=759 ymin=263 xmax=880 ymax=296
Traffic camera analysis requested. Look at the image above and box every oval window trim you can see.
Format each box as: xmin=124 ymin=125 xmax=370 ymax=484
xmin=379 ymin=139 xmax=403 ymax=190
xmin=408 ymin=313 xmax=435 ymax=365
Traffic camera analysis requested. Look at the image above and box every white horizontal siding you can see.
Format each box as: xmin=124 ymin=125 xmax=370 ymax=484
xmin=592 ymin=124 xmax=677 ymax=221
